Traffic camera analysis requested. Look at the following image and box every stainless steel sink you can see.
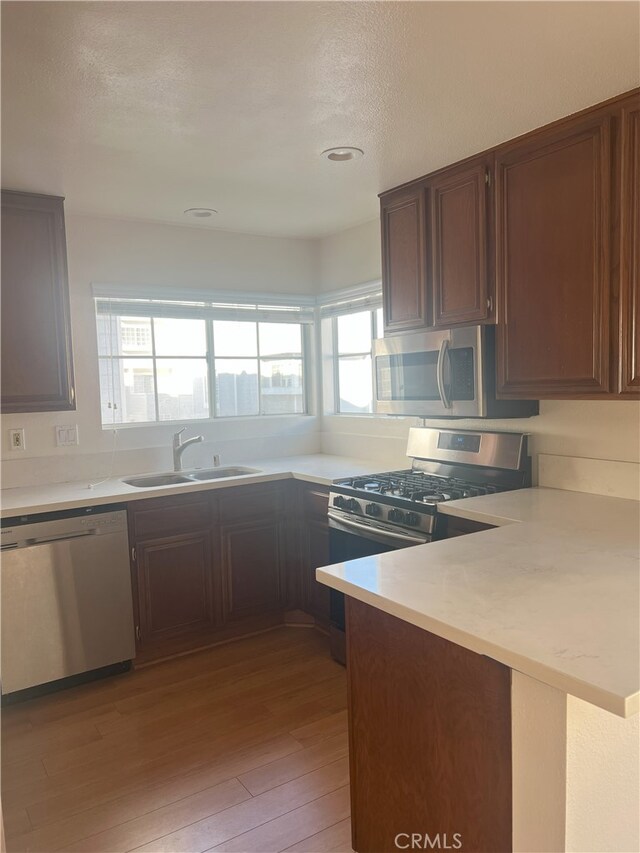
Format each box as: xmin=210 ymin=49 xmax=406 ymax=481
xmin=123 ymin=473 xmax=193 ymax=488
xmin=123 ymin=466 xmax=261 ymax=488
xmin=186 ymin=466 xmax=261 ymax=480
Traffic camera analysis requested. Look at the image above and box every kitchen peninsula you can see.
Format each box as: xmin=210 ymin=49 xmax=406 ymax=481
xmin=317 ymin=487 xmax=640 ymax=853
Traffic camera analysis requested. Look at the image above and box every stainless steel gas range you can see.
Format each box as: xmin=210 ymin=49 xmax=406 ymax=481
xmin=327 ymin=427 xmax=531 ymax=662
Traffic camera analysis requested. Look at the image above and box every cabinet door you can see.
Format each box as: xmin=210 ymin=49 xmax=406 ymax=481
xmin=137 ymin=533 xmax=215 ymax=645
xmin=381 ymin=185 xmax=429 ymax=333
xmin=302 ymin=518 xmax=331 ymax=623
xmin=620 ymin=99 xmax=640 ymax=394
xmin=431 ymin=160 xmax=492 ymax=326
xmin=496 ymin=113 xmax=613 ymax=397
xmin=221 ymin=519 xmax=286 ymax=621
xmin=1 ymin=191 xmax=75 ymax=412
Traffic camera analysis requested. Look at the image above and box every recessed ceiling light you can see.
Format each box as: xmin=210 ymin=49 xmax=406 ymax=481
xmin=183 ymin=208 xmax=218 ymax=218
xmin=321 ymin=147 xmax=364 ymax=162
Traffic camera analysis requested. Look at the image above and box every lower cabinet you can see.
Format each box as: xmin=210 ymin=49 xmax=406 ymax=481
xmin=128 ymin=481 xmax=315 ymax=663
xmin=136 ymin=533 xmax=215 ymax=643
xmin=299 ymin=485 xmax=331 ymax=625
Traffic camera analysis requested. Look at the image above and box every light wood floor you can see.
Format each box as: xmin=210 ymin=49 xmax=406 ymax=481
xmin=1 ymin=628 xmax=353 ymax=853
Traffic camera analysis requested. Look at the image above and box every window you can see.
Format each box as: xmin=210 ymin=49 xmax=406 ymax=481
xmin=319 ymin=284 xmax=383 ymax=415
xmin=96 ymin=293 xmax=312 ymax=426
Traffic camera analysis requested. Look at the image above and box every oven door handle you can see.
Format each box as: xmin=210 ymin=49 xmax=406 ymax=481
xmin=328 ymin=512 xmax=429 ymax=546
xmin=436 ymin=339 xmax=452 ymax=409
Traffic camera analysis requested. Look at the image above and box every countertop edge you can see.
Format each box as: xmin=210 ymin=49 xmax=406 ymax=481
xmin=317 ymin=569 xmax=638 ymax=719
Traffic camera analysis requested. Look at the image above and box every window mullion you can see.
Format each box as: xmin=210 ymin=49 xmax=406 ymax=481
xmin=207 ymin=319 xmax=216 ymax=419
xmin=256 ymin=322 xmax=263 ymax=416
xmin=150 ymin=318 xmax=160 ymax=423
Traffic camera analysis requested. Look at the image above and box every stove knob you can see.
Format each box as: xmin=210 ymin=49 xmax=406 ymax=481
xmin=345 ymin=498 xmax=360 ymax=512
xmin=388 ymin=508 xmax=405 ymax=523
xmin=365 ymin=503 xmax=380 ymax=517
xmin=404 ymin=512 xmax=420 ymax=527
xmin=333 ymin=495 xmax=346 ymax=508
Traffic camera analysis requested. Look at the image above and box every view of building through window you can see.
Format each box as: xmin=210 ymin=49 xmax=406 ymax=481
xmin=97 ymin=313 xmax=305 ymax=425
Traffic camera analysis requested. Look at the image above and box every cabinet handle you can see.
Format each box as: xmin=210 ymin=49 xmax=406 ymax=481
xmin=135 ymin=625 xmax=141 ymax=641
xmin=131 ymin=546 xmax=137 ymax=563
xmin=487 ymin=296 xmax=493 ymax=312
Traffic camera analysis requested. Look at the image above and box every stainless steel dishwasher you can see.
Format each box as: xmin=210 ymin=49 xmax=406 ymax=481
xmin=1 ymin=504 xmax=135 ymax=696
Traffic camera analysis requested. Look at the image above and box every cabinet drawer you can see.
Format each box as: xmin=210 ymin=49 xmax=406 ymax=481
xmin=303 ymin=486 xmax=329 ymax=519
xmin=130 ymin=494 xmax=211 ymax=540
xmin=218 ymin=482 xmax=284 ymax=522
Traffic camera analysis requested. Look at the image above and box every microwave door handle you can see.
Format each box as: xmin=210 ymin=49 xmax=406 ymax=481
xmin=437 ymin=340 xmax=452 ymax=409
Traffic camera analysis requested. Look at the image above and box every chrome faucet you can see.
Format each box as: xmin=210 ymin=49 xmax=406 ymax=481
xmin=172 ymin=428 xmax=204 ymax=471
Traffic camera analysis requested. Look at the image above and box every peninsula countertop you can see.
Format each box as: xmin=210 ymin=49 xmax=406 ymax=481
xmin=318 ymin=487 xmax=640 ymax=718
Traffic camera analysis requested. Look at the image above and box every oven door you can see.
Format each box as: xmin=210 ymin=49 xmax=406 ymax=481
xmin=373 ymin=326 xmax=484 ymax=417
xmin=327 ymin=512 xmax=429 ymax=655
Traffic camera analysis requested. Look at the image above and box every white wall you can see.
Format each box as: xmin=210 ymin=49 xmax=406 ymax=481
xmin=315 ymin=219 xmax=381 ymax=292
xmin=1 ymin=215 xmax=320 ymax=487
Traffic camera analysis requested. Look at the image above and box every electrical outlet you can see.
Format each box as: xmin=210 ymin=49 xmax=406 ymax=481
xmin=55 ymin=425 xmax=79 ymax=447
xmin=9 ymin=428 xmax=25 ymax=451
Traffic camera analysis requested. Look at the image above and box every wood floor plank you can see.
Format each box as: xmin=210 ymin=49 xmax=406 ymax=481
xmin=2 ymin=628 xmax=350 ymax=853
xmin=207 ymin=786 xmax=351 ymax=852
xmin=26 ymin=734 xmax=301 ymax=830
xmin=289 ymin=710 xmax=349 ymax=748
xmin=130 ymin=758 xmax=349 ymax=853
xmin=43 ymin=778 xmax=250 ymax=853
xmin=281 ymin=817 xmax=353 ymax=852
xmin=238 ymin=733 xmax=349 ymax=796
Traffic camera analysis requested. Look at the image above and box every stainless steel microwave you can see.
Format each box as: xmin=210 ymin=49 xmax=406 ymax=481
xmin=373 ymin=326 xmax=538 ymax=419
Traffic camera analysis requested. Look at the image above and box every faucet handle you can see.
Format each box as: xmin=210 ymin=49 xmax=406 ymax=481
xmin=175 ymin=427 xmax=186 ymax=436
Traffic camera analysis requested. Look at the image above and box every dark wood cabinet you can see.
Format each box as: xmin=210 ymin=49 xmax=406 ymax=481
xmin=347 ymin=597 xmax=511 ymax=853
xmin=431 ymin=158 xmax=492 ymax=327
xmin=620 ymin=99 xmax=640 ymax=393
xmin=445 ymin=515 xmax=495 ymax=538
xmin=299 ymin=486 xmax=331 ymax=624
xmin=128 ymin=493 xmax=218 ymax=660
xmin=1 ymin=191 xmax=75 ymax=413
xmin=381 ymin=185 xmax=429 ymax=333
xmin=136 ymin=533 xmax=215 ymax=644
xmin=495 ymin=110 xmax=613 ymax=397
xmin=220 ymin=518 xmax=286 ymax=621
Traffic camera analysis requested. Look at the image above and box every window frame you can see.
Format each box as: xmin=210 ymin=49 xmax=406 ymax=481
xmin=330 ymin=307 xmax=384 ymax=415
xmin=96 ymin=299 xmax=312 ymax=428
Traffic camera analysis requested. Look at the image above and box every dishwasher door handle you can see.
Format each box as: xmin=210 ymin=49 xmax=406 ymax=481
xmin=27 ymin=530 xmax=98 ymax=547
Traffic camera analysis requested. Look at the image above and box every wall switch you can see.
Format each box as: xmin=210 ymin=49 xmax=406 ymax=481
xmin=9 ymin=428 xmax=25 ymax=451
xmin=55 ymin=425 xmax=79 ymax=447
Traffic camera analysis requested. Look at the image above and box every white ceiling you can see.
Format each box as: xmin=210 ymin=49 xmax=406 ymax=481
xmin=2 ymin=1 xmax=639 ymax=239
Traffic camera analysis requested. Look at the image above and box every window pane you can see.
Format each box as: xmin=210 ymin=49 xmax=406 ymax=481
xmin=97 ymin=316 xmax=152 ymax=357
xmin=214 ymin=359 xmax=259 ymax=416
xmin=259 ymin=323 xmax=302 ymax=356
xmin=156 ymin=358 xmax=209 ymax=421
xmin=213 ymin=321 xmax=258 ymax=357
xmin=338 ymin=355 xmax=373 ymax=413
xmin=154 ymin=318 xmax=207 ymax=356
xmin=98 ymin=358 xmax=121 ymax=424
xmin=260 ymin=359 xmax=304 ymax=414
xmin=116 ymin=358 xmax=157 ymax=422
xmin=337 ymin=311 xmax=372 ymax=354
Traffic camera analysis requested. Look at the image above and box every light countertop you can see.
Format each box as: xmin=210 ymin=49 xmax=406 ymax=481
xmin=0 ymin=454 xmax=385 ymax=518
xmin=318 ymin=487 xmax=640 ymax=718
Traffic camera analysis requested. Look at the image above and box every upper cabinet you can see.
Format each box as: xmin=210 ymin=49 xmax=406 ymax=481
xmin=620 ymin=99 xmax=640 ymax=394
xmin=380 ymin=155 xmax=493 ymax=336
xmin=430 ymin=158 xmax=492 ymax=327
xmin=1 ymin=191 xmax=75 ymax=413
xmin=495 ymin=110 xmax=613 ymax=397
xmin=380 ymin=88 xmax=640 ymax=400
xmin=381 ymin=185 xmax=429 ymax=333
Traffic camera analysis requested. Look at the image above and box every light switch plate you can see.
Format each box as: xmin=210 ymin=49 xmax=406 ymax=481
xmin=55 ymin=425 xmax=79 ymax=447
